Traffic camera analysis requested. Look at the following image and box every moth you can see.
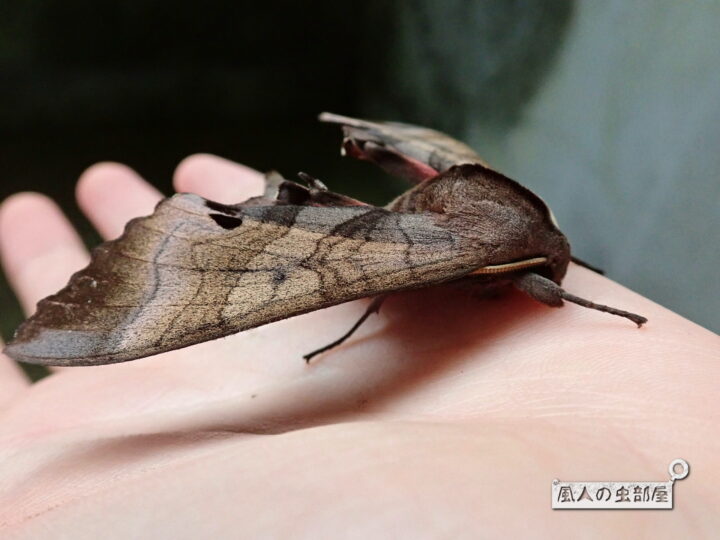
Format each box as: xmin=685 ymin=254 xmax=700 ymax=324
xmin=5 ymin=113 xmax=646 ymax=366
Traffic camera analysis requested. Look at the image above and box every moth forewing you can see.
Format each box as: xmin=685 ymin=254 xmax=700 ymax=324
xmin=4 ymin=113 xmax=647 ymax=366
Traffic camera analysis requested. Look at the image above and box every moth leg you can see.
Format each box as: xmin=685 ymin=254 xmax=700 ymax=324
xmin=303 ymin=296 xmax=387 ymax=363
xmin=570 ymin=256 xmax=605 ymax=275
xmin=513 ymin=272 xmax=647 ymax=327
xmin=266 ymin=173 xmax=370 ymax=207
xmin=297 ymin=171 xmax=329 ymax=191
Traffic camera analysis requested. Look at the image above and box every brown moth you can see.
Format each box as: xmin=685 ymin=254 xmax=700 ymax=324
xmin=4 ymin=113 xmax=647 ymax=366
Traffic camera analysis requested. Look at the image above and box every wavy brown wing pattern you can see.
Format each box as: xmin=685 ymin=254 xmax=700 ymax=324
xmin=6 ymin=194 xmax=477 ymax=366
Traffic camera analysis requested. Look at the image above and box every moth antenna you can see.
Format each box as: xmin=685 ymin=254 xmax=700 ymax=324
xmin=558 ymin=291 xmax=647 ymax=327
xmin=513 ymin=273 xmax=647 ymax=327
xmin=297 ymin=171 xmax=328 ymax=191
xmin=304 ymin=296 xmax=386 ymax=363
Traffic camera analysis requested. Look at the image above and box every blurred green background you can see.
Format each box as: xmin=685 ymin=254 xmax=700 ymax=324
xmin=1 ymin=1 xmax=718 ymax=379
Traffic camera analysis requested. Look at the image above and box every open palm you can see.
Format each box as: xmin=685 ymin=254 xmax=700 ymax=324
xmin=1 ymin=155 xmax=717 ymax=538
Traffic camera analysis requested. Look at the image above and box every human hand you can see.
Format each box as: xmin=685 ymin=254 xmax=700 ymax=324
xmin=1 ymin=156 xmax=718 ymax=537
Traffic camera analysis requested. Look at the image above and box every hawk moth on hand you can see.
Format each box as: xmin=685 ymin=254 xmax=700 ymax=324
xmin=4 ymin=113 xmax=647 ymax=366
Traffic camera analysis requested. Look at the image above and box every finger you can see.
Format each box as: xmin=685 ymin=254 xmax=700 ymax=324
xmin=173 ymin=153 xmax=264 ymax=203
xmin=0 ymin=194 xmax=90 ymax=374
xmin=0 ymin=336 xmax=30 ymax=409
xmin=0 ymin=193 xmax=89 ymax=315
xmin=76 ymin=162 xmax=163 ymax=240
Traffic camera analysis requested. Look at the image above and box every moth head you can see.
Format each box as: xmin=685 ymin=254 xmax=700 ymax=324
xmin=470 ymin=233 xmax=570 ymax=285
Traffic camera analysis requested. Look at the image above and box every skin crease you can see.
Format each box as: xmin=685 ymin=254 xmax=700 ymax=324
xmin=0 ymin=156 xmax=718 ymax=538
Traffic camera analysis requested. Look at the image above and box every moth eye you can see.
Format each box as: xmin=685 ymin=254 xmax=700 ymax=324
xmin=209 ymin=213 xmax=243 ymax=230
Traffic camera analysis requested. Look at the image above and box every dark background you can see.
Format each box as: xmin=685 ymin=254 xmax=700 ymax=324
xmin=2 ymin=1 xmax=718 ymax=378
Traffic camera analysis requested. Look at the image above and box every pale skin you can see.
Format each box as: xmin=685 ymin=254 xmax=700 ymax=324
xmin=0 ymin=155 xmax=718 ymax=538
